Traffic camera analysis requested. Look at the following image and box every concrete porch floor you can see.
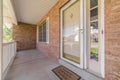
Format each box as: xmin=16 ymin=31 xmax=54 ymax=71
xmin=5 ymin=49 xmax=60 ymax=80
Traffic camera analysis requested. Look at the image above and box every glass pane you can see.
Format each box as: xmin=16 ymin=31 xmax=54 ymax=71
xmin=63 ymin=0 xmax=80 ymax=64
xmin=90 ymin=8 xmax=98 ymax=21
xmin=90 ymin=0 xmax=98 ymax=8
xmin=39 ymin=26 xmax=43 ymax=41
xmin=90 ymin=21 xmax=99 ymax=61
xmin=90 ymin=0 xmax=99 ymax=61
xmin=3 ymin=23 xmax=13 ymax=42
xmin=43 ymin=22 xmax=46 ymax=42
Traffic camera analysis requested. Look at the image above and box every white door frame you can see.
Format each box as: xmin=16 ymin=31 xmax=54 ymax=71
xmin=83 ymin=0 xmax=105 ymax=78
xmin=60 ymin=0 xmax=105 ymax=78
xmin=60 ymin=0 xmax=84 ymax=69
xmin=99 ymin=0 xmax=105 ymax=78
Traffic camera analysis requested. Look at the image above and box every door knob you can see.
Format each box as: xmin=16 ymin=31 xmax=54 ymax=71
xmin=79 ymin=29 xmax=84 ymax=33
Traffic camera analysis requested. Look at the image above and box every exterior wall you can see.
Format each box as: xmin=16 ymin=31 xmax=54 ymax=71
xmin=37 ymin=0 xmax=120 ymax=79
xmin=13 ymin=22 xmax=36 ymax=51
xmin=37 ymin=0 xmax=69 ymax=59
xmin=105 ymin=0 xmax=120 ymax=80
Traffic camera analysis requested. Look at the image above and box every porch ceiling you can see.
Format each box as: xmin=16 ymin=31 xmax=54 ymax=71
xmin=13 ymin=0 xmax=58 ymax=24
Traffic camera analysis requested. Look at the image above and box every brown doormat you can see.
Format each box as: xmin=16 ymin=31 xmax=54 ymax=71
xmin=52 ymin=65 xmax=81 ymax=80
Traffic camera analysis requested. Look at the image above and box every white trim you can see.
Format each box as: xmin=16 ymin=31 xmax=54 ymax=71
xmin=2 ymin=42 xmax=17 ymax=79
xmin=100 ymin=0 xmax=105 ymax=78
xmin=80 ymin=0 xmax=84 ymax=69
xmin=83 ymin=0 xmax=87 ymax=69
xmin=46 ymin=17 xmax=49 ymax=44
xmin=60 ymin=0 xmax=84 ymax=69
xmin=90 ymin=6 xmax=98 ymax=10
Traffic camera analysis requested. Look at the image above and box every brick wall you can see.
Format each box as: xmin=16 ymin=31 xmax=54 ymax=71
xmin=13 ymin=22 xmax=36 ymax=51
xmin=37 ymin=0 xmax=69 ymax=59
xmin=36 ymin=0 xmax=120 ymax=79
xmin=105 ymin=0 xmax=120 ymax=80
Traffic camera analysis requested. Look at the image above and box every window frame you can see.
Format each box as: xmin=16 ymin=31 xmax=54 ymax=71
xmin=38 ymin=17 xmax=49 ymax=43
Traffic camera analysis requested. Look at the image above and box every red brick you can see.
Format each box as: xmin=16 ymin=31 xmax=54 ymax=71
xmin=13 ymin=22 xmax=36 ymax=51
xmin=105 ymin=0 xmax=120 ymax=80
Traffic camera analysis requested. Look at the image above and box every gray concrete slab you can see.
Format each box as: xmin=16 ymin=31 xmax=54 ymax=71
xmin=5 ymin=49 xmax=60 ymax=80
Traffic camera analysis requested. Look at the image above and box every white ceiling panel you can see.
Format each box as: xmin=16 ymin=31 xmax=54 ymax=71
xmin=13 ymin=0 xmax=58 ymax=24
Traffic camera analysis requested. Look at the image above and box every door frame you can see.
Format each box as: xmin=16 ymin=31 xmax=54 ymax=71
xmin=60 ymin=0 xmax=105 ymax=78
xmin=60 ymin=0 xmax=84 ymax=69
xmin=83 ymin=0 xmax=105 ymax=78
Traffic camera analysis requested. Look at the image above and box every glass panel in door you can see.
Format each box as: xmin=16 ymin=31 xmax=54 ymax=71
xmin=88 ymin=0 xmax=101 ymax=74
xmin=62 ymin=0 xmax=80 ymax=64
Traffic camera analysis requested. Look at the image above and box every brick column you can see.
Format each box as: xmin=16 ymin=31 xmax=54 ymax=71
xmin=105 ymin=0 xmax=120 ymax=80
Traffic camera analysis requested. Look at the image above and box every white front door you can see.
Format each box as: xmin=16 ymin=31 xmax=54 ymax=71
xmin=60 ymin=0 xmax=84 ymax=68
xmin=86 ymin=0 xmax=105 ymax=77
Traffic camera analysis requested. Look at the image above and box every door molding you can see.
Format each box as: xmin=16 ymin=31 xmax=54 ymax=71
xmin=60 ymin=0 xmax=105 ymax=78
xmin=60 ymin=0 xmax=84 ymax=68
xmin=100 ymin=0 xmax=105 ymax=78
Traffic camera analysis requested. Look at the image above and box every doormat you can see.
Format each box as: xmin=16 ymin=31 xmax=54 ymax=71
xmin=52 ymin=65 xmax=81 ymax=80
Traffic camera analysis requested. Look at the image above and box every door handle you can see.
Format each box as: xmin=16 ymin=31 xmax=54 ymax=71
xmin=79 ymin=29 xmax=84 ymax=33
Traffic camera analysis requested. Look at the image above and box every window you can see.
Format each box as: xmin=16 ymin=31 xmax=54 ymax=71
xmin=89 ymin=0 xmax=99 ymax=61
xmin=39 ymin=18 xmax=49 ymax=43
xmin=3 ymin=23 xmax=13 ymax=43
xmin=87 ymin=0 xmax=103 ymax=75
